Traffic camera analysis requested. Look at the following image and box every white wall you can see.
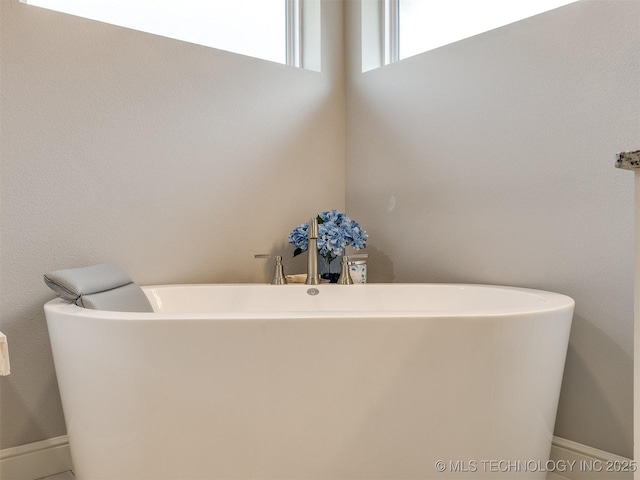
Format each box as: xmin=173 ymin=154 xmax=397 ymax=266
xmin=346 ymin=0 xmax=638 ymax=458
xmin=0 ymin=0 xmax=345 ymax=449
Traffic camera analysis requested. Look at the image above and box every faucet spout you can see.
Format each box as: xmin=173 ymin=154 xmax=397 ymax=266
xmin=305 ymin=216 xmax=321 ymax=285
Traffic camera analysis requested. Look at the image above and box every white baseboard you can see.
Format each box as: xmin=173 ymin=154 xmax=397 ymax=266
xmin=0 ymin=434 xmax=633 ymax=480
xmin=550 ymin=436 xmax=635 ymax=480
xmin=0 ymin=435 xmax=72 ymax=480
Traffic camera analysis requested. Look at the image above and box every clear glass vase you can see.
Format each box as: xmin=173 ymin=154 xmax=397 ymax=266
xmin=318 ymin=254 xmax=340 ymax=283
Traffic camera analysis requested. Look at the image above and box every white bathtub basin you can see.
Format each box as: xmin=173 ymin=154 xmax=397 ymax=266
xmin=45 ymin=283 xmax=574 ymax=479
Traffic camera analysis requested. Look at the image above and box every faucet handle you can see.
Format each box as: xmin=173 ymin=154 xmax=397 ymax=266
xmin=338 ymin=253 xmax=368 ymax=285
xmin=254 ymin=255 xmax=287 ymax=285
xmin=255 ymin=254 xmax=282 ymax=260
xmin=337 ymin=255 xmax=354 ymax=285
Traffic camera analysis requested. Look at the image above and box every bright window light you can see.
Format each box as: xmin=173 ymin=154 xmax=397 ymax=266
xmin=398 ymin=0 xmax=579 ymax=60
xmin=20 ymin=0 xmax=287 ymax=65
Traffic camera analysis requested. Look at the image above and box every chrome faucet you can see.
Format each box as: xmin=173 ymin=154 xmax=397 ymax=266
xmin=305 ymin=216 xmax=321 ymax=285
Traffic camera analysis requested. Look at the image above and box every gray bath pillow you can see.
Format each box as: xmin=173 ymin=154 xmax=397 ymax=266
xmin=44 ymin=264 xmax=153 ymax=312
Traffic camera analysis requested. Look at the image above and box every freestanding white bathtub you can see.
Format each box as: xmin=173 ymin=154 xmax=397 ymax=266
xmin=44 ymin=283 xmax=574 ymax=479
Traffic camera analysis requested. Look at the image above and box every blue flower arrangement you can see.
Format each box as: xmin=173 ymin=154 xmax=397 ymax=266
xmin=289 ymin=210 xmax=368 ymax=262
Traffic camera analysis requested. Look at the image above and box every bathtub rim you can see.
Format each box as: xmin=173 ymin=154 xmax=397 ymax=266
xmin=43 ymin=283 xmax=575 ymax=321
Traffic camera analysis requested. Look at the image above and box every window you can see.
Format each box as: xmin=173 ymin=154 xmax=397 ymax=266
xmin=20 ymin=0 xmax=321 ymax=71
xmin=363 ymin=0 xmax=579 ymax=71
xmin=397 ymin=0 xmax=578 ymax=61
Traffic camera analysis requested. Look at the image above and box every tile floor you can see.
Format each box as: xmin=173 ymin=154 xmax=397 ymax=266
xmin=39 ymin=471 xmax=569 ymax=480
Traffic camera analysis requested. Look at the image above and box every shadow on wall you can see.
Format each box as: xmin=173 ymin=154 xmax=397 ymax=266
xmin=554 ymin=313 xmax=633 ymax=459
xmin=365 ymin=245 xmax=395 ymax=283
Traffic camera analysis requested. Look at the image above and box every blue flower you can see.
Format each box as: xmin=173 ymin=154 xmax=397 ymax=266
xmin=288 ymin=224 xmax=309 ymax=253
xmin=289 ymin=210 xmax=367 ymax=260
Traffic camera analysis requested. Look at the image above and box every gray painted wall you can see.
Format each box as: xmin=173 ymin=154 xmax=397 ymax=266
xmin=0 ymin=0 xmax=345 ymax=449
xmin=346 ymin=0 xmax=638 ymax=458
xmin=1 ymin=0 xmax=637 ymax=461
